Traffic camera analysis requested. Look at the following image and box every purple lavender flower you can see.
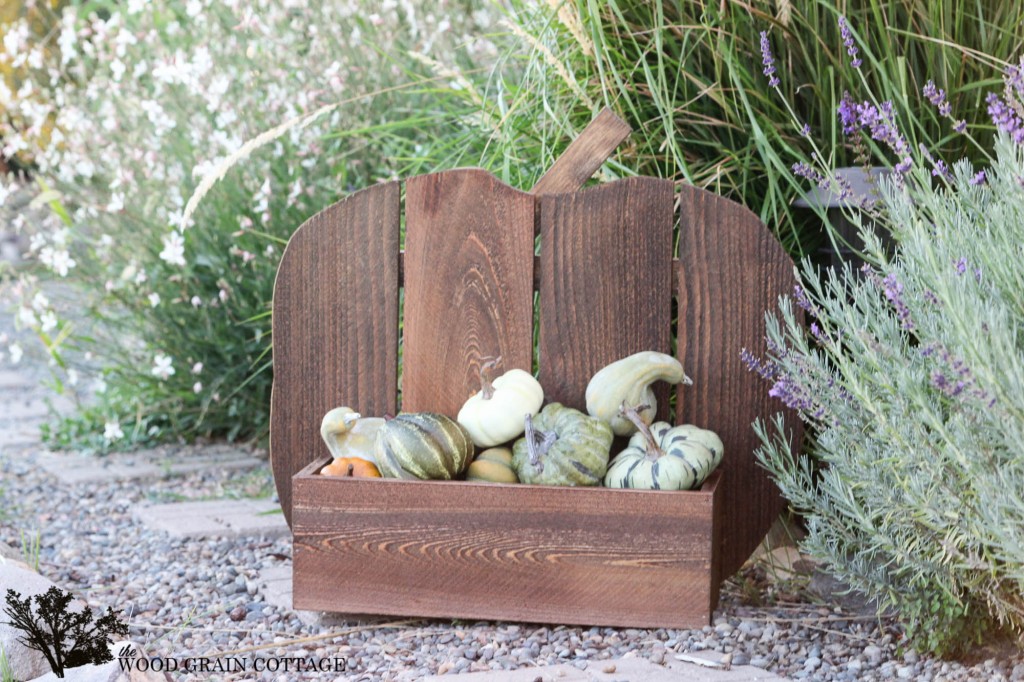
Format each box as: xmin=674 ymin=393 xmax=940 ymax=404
xmin=954 ymin=257 xmax=967 ymax=275
xmin=838 ymin=92 xmax=859 ymax=135
xmin=800 ymin=122 xmax=811 ymax=137
xmin=793 ymin=284 xmax=813 ymax=312
xmin=931 ymin=159 xmax=951 ymax=180
xmin=760 ymin=31 xmax=780 ymax=87
xmin=969 ymin=170 xmax=986 ymax=186
xmin=882 ymin=272 xmax=914 ymax=330
xmin=741 ymin=348 xmax=776 ymax=381
xmin=838 ymin=16 xmax=861 ymax=68
xmin=953 ymin=119 xmax=967 ymax=133
xmin=923 ymin=80 xmax=952 ymax=117
xmin=987 ymin=91 xmax=1024 ymax=144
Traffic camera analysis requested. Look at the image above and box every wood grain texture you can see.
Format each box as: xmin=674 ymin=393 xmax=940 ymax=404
xmin=270 ymin=183 xmax=400 ymax=526
xmin=539 ymin=177 xmax=675 ymax=416
xmin=675 ymin=184 xmax=803 ymax=580
xmin=293 ymin=459 xmax=720 ymax=628
xmin=402 ymin=169 xmax=535 ymax=416
xmin=530 ymin=108 xmax=632 ymax=196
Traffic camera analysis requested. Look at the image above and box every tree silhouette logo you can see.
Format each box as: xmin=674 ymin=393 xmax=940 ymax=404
xmin=3 ymin=587 xmax=128 ymax=678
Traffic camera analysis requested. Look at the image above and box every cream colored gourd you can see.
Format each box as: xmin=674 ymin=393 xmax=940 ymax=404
xmin=457 ymin=357 xmax=544 ymax=447
xmin=320 ymin=407 xmax=385 ymax=464
xmin=585 ymin=351 xmax=692 ymax=435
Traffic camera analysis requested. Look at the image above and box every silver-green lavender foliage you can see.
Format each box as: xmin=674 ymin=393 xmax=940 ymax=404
xmin=753 ymin=138 xmax=1024 ymax=652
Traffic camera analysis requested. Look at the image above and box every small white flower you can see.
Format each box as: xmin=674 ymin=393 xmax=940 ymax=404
xmin=159 ymin=231 xmax=186 ymax=267
xmin=148 ymin=292 xmax=161 ymax=307
xmin=92 ymin=377 xmax=107 ymax=394
xmin=190 ymin=296 xmax=202 ymax=307
xmin=32 ymin=292 xmax=49 ymax=312
xmin=110 ymin=59 xmax=126 ymax=82
xmin=127 ymin=0 xmax=147 ymax=14
xmin=193 ymin=381 xmax=202 ymax=394
xmin=103 ymin=420 xmax=124 ymax=442
xmin=67 ymin=369 xmax=78 ymax=386
xmin=17 ymin=306 xmax=37 ymax=327
xmin=40 ymin=247 xmax=76 ymax=277
xmin=218 ymin=288 xmax=229 ymax=302
xmin=40 ymin=311 xmax=58 ymax=333
xmin=152 ymin=353 xmax=174 ymax=380
xmin=191 ymin=362 xmax=203 ymax=374
xmin=8 ymin=344 xmax=23 ymax=364
xmin=107 ymin=192 xmax=124 ymax=212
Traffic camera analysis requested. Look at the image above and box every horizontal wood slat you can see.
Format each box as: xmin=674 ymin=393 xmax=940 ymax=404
xmin=294 ymin=459 xmax=720 ymax=628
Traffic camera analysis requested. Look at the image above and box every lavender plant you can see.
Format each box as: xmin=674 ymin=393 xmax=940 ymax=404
xmin=751 ymin=36 xmax=1024 ymax=652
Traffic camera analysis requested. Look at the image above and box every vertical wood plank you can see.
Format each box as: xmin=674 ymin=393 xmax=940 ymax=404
xmin=270 ymin=182 xmax=400 ymax=526
xmin=402 ymin=169 xmax=535 ymax=416
xmin=676 ymin=184 xmax=803 ymax=579
xmin=539 ymin=178 xmax=675 ymax=414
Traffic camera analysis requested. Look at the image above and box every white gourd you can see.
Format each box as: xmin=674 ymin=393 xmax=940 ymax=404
xmin=457 ymin=358 xmax=544 ymax=447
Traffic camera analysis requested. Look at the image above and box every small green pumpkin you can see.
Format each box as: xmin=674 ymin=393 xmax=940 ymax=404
xmin=466 ymin=447 xmax=519 ymax=483
xmin=604 ymin=404 xmax=722 ymax=490
xmin=512 ymin=403 xmax=613 ymax=486
xmin=375 ymin=412 xmax=474 ymax=480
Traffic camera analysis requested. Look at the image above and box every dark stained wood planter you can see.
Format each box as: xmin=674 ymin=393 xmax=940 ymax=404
xmin=292 ymin=456 xmax=722 ymax=627
xmin=270 ymin=111 xmax=800 ymax=628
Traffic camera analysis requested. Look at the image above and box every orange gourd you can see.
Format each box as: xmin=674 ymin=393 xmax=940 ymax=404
xmin=321 ymin=458 xmax=382 ymax=478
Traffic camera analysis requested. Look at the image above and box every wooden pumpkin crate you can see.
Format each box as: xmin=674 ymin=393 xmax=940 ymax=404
xmin=270 ymin=110 xmax=800 ymax=628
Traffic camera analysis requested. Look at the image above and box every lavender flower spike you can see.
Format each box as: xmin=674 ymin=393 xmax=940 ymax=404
xmin=760 ymin=31 xmax=780 ymax=87
xmin=838 ymin=16 xmax=861 ymax=68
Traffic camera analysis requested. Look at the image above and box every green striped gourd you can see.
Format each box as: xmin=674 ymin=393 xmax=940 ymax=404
xmin=512 ymin=403 xmax=613 ymax=486
xmin=375 ymin=412 xmax=474 ymax=480
xmin=604 ymin=404 xmax=723 ymax=490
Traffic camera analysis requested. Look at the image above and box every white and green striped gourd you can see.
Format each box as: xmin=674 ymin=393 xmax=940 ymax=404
xmin=604 ymin=403 xmax=723 ymax=490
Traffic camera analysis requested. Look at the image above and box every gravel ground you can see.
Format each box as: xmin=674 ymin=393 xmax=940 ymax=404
xmin=1 ymin=446 xmax=1022 ymax=682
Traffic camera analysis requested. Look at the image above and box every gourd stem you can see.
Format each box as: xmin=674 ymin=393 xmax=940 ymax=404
xmin=479 ymin=355 xmax=502 ymax=400
xmin=620 ymin=402 xmax=664 ymax=461
xmin=524 ymin=413 xmax=556 ymax=471
xmin=345 ymin=463 xmax=355 ymax=477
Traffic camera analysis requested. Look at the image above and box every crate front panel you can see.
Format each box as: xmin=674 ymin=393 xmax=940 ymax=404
xmin=293 ymin=464 xmax=721 ymax=628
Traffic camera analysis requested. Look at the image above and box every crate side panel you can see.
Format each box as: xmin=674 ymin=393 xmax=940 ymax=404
xmin=676 ymin=184 xmax=802 ymax=579
xmin=270 ymin=183 xmax=400 ymax=526
xmin=538 ymin=178 xmax=675 ymax=415
xmin=292 ymin=478 xmax=715 ymax=628
xmin=402 ymin=169 xmax=535 ymax=416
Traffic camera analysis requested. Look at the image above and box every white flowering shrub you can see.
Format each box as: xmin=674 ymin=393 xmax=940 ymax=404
xmin=751 ymin=57 xmax=1024 ymax=653
xmin=0 ymin=0 xmax=496 ymax=448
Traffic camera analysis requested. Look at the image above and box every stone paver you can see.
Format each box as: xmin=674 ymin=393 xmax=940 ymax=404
xmin=419 ymin=656 xmax=782 ymax=681
xmin=37 ymin=446 xmax=265 ymax=484
xmin=0 ymin=420 xmax=43 ymax=448
xmin=133 ymin=498 xmax=287 ymax=539
xmin=0 ymin=369 xmax=34 ymax=389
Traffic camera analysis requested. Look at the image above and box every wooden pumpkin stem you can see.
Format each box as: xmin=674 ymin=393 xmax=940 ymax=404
xmin=479 ymin=355 xmax=503 ymax=400
xmin=524 ymin=413 xmax=556 ymax=471
xmin=345 ymin=463 xmax=355 ymax=477
xmin=619 ymin=402 xmax=664 ymax=461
